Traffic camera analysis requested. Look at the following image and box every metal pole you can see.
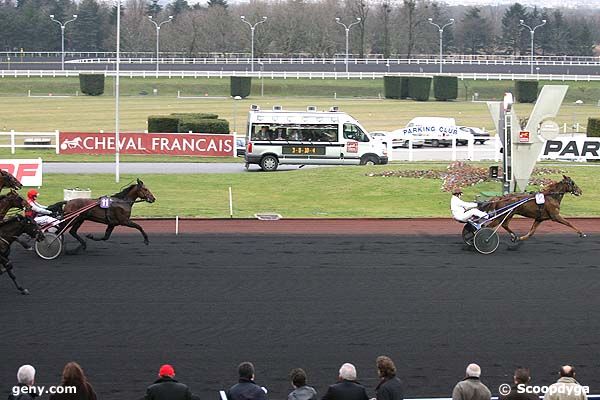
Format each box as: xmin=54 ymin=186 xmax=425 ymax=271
xmin=156 ymin=25 xmax=160 ymax=73
xmin=61 ymin=26 xmax=65 ymax=71
xmin=520 ymin=19 xmax=546 ymax=75
xmin=345 ymin=28 xmax=349 ymax=74
xmin=115 ymin=0 xmax=121 ymax=183
xmin=251 ymin=27 xmax=255 ymax=73
xmin=438 ymin=29 xmax=442 ymax=74
xmin=335 ymin=17 xmax=361 ymax=75
xmin=427 ymin=18 xmax=453 ymax=74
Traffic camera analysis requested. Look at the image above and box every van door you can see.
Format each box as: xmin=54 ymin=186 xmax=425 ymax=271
xmin=341 ymin=123 xmax=371 ymax=164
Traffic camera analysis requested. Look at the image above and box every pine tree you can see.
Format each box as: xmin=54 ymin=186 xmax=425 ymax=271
xmin=207 ymin=0 xmax=228 ymax=9
xmin=501 ymin=3 xmax=528 ymax=55
xmin=458 ymin=7 xmax=488 ymax=55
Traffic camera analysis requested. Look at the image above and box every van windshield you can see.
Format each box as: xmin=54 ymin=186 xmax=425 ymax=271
xmin=343 ymin=124 xmax=369 ymax=142
xmin=250 ymin=124 xmax=338 ymax=142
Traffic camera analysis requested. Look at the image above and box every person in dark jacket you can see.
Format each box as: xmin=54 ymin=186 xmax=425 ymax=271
xmin=321 ymin=363 xmax=369 ymax=400
xmin=48 ymin=362 xmax=97 ymax=400
xmin=226 ymin=362 xmax=267 ymax=400
xmin=288 ymin=368 xmax=317 ymax=400
xmin=374 ymin=356 xmax=404 ymax=400
xmin=145 ymin=364 xmax=192 ymax=400
xmin=499 ymin=367 xmax=538 ymax=400
xmin=8 ymin=365 xmax=37 ymax=400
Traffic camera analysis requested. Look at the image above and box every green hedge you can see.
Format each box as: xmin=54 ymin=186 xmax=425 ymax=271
xmin=433 ymin=76 xmax=458 ymax=101
xmin=170 ymin=113 xmax=219 ymax=119
xmin=408 ymin=77 xmax=432 ymax=101
xmin=514 ymin=80 xmax=538 ymax=103
xmin=587 ymin=118 xmax=600 ymax=137
xmin=148 ymin=116 xmax=180 ymax=133
xmin=400 ymin=77 xmax=409 ymax=99
xmin=383 ymin=76 xmax=402 ymax=99
xmin=230 ymin=77 xmax=252 ymax=98
xmin=79 ymin=74 xmax=105 ymax=96
xmin=178 ymin=118 xmax=230 ymax=134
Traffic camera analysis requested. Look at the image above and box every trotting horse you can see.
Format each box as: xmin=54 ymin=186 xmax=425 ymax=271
xmin=0 ymin=190 xmax=27 ymax=219
xmin=480 ymin=175 xmax=585 ymax=242
xmin=0 ymin=170 xmax=23 ymax=192
xmin=0 ymin=215 xmax=44 ymax=294
xmin=61 ymin=179 xmax=156 ymax=253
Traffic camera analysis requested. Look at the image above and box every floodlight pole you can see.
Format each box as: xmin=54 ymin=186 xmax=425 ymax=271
xmin=520 ymin=19 xmax=547 ymax=75
xmin=50 ymin=14 xmax=77 ymax=70
xmin=335 ymin=17 xmax=361 ymax=74
xmin=147 ymin=15 xmax=173 ymax=73
xmin=240 ymin=16 xmax=267 ymax=73
xmin=427 ymin=18 xmax=454 ymax=74
xmin=115 ymin=0 xmax=121 ymax=183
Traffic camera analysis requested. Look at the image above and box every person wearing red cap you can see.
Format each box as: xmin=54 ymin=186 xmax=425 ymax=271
xmin=144 ymin=364 xmax=192 ymax=400
xmin=25 ymin=189 xmax=57 ymax=227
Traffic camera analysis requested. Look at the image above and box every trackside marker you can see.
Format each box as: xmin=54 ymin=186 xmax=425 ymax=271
xmin=175 ymin=215 xmax=179 ymax=235
xmin=229 ymin=187 xmax=233 ymax=218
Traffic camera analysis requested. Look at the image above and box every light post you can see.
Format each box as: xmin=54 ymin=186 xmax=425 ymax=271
xmin=427 ymin=17 xmax=454 ymax=74
xmin=148 ymin=15 xmax=173 ymax=73
xmin=240 ymin=15 xmax=267 ymax=73
xmin=258 ymin=61 xmax=264 ymax=96
xmin=50 ymin=14 xmax=77 ymax=71
xmin=519 ymin=19 xmax=546 ymax=75
xmin=335 ymin=17 xmax=361 ymax=74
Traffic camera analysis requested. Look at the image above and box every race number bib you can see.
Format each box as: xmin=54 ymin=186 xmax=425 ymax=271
xmin=99 ymin=196 xmax=112 ymax=209
xmin=535 ymin=193 xmax=545 ymax=205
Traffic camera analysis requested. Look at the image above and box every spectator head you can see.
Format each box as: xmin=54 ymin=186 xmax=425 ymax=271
xmin=513 ymin=367 xmax=531 ymax=385
xmin=339 ymin=363 xmax=357 ymax=381
xmin=61 ymin=362 xmax=88 ymax=386
xmin=17 ymin=365 xmax=35 ymax=386
xmin=290 ymin=368 xmax=307 ymax=388
xmin=559 ymin=366 xmax=575 ymax=378
xmin=158 ymin=364 xmax=175 ymax=378
xmin=465 ymin=363 xmax=481 ymax=378
xmin=238 ymin=362 xmax=255 ymax=380
xmin=376 ymin=356 xmax=397 ymax=379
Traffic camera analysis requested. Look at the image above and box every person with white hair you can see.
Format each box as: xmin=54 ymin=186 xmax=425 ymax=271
xmin=8 ymin=365 xmax=37 ymax=400
xmin=452 ymin=363 xmax=491 ymax=400
xmin=321 ymin=363 xmax=369 ymax=400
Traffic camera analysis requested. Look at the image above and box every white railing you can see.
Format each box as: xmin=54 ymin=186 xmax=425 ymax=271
xmin=0 ymin=131 xmax=59 ymax=154
xmin=386 ymin=136 xmax=501 ymax=163
xmin=1 ymin=70 xmax=600 ymax=82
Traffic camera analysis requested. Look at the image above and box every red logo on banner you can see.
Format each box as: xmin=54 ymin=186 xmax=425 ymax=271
xmin=347 ymin=141 xmax=358 ymax=153
xmin=519 ymin=131 xmax=530 ymax=143
xmin=59 ymin=132 xmax=235 ymax=156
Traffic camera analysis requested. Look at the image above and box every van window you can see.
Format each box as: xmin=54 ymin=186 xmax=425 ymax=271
xmin=343 ymin=124 xmax=369 ymax=142
xmin=251 ymin=123 xmax=337 ymax=142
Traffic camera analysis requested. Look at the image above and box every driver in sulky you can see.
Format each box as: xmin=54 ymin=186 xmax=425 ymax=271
xmin=450 ymin=188 xmax=488 ymax=222
xmin=25 ymin=189 xmax=59 ymax=227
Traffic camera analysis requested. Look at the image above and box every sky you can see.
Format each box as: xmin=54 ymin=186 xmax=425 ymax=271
xmin=441 ymin=0 xmax=600 ymax=7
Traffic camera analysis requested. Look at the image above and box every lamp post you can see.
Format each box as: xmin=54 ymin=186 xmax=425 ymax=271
xmin=427 ymin=17 xmax=454 ymax=74
xmin=148 ymin=15 xmax=173 ymax=73
xmin=50 ymin=14 xmax=77 ymax=71
xmin=240 ymin=16 xmax=267 ymax=73
xmin=335 ymin=17 xmax=361 ymax=74
xmin=519 ymin=19 xmax=546 ymax=75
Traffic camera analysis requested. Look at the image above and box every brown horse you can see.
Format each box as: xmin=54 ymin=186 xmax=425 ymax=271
xmin=61 ymin=179 xmax=156 ymax=253
xmin=0 ymin=170 xmax=23 ymax=192
xmin=480 ymin=175 xmax=585 ymax=242
xmin=0 ymin=190 xmax=27 ymax=220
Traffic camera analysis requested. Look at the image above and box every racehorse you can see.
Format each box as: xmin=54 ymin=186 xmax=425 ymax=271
xmin=480 ymin=175 xmax=585 ymax=242
xmin=61 ymin=179 xmax=156 ymax=253
xmin=0 ymin=215 xmax=44 ymax=294
xmin=0 ymin=170 xmax=23 ymax=192
xmin=0 ymin=190 xmax=27 ymax=220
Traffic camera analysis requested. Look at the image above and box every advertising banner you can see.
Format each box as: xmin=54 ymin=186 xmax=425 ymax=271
xmin=59 ymin=132 xmax=235 ymax=157
xmin=0 ymin=158 xmax=43 ymax=186
xmin=541 ymin=137 xmax=600 ymax=161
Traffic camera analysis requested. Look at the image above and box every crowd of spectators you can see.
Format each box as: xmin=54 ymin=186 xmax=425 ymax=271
xmin=5 ymin=359 xmax=589 ymax=400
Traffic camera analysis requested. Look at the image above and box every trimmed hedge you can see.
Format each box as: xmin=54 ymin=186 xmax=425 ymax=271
xmin=383 ymin=76 xmax=402 ymax=99
xmin=408 ymin=77 xmax=432 ymax=101
xmin=148 ymin=116 xmax=180 ymax=133
xmin=433 ymin=76 xmax=458 ymax=101
xmin=79 ymin=74 xmax=105 ymax=96
xmin=400 ymin=77 xmax=409 ymax=99
xmin=587 ymin=118 xmax=600 ymax=137
xmin=230 ymin=76 xmax=252 ymax=98
xmin=170 ymin=113 xmax=219 ymax=120
xmin=514 ymin=80 xmax=538 ymax=103
xmin=178 ymin=118 xmax=230 ymax=134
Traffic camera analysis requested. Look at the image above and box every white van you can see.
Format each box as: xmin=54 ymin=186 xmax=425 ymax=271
xmin=244 ymin=106 xmax=388 ymax=171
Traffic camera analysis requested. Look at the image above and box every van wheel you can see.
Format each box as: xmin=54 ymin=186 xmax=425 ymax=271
xmin=260 ymin=155 xmax=279 ymax=171
xmin=431 ymin=139 xmax=440 ymax=147
xmin=360 ymin=155 xmax=378 ymax=166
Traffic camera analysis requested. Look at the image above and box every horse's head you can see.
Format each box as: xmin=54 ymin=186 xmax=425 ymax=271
xmin=135 ymin=179 xmax=156 ymax=203
xmin=0 ymin=170 xmax=23 ymax=190
xmin=16 ymin=215 xmax=44 ymax=241
xmin=8 ymin=189 xmax=27 ymax=209
xmin=561 ymin=175 xmax=582 ymax=196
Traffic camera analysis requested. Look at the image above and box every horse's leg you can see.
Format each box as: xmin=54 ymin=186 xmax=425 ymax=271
xmin=549 ymin=214 xmax=586 ymax=238
xmin=67 ymin=218 xmax=87 ymax=254
xmin=122 ymin=220 xmax=150 ymax=245
xmin=518 ymin=220 xmax=543 ymax=241
xmin=1 ymin=261 xmax=29 ymax=295
xmin=500 ymin=214 xmax=519 ymax=242
xmin=86 ymin=225 xmax=116 ymax=241
xmin=15 ymin=235 xmax=32 ymax=250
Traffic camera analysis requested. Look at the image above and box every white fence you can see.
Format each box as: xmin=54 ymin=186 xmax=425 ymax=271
xmin=386 ymin=136 xmax=502 ymax=163
xmin=0 ymin=131 xmax=59 ymax=154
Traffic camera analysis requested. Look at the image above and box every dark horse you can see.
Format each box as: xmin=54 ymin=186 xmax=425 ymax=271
xmin=480 ymin=175 xmax=585 ymax=242
xmin=0 ymin=170 xmax=23 ymax=192
xmin=0 ymin=190 xmax=27 ymax=220
xmin=0 ymin=215 xmax=44 ymax=294
xmin=61 ymin=179 xmax=156 ymax=253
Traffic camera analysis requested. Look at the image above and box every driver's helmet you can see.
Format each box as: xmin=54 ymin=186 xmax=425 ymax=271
xmin=452 ymin=188 xmax=463 ymax=195
xmin=27 ymin=189 xmax=39 ymax=200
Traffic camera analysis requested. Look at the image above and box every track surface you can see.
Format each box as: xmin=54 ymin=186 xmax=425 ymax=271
xmin=1 ymin=229 xmax=599 ymax=400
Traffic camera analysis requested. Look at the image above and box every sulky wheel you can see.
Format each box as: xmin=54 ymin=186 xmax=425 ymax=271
xmin=462 ymin=224 xmax=476 ymax=247
xmin=473 ymin=228 xmax=500 ymax=255
xmin=35 ymin=232 xmax=63 ymax=260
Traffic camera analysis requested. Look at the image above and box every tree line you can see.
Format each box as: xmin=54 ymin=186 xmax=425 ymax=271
xmin=0 ymin=0 xmax=598 ymax=58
